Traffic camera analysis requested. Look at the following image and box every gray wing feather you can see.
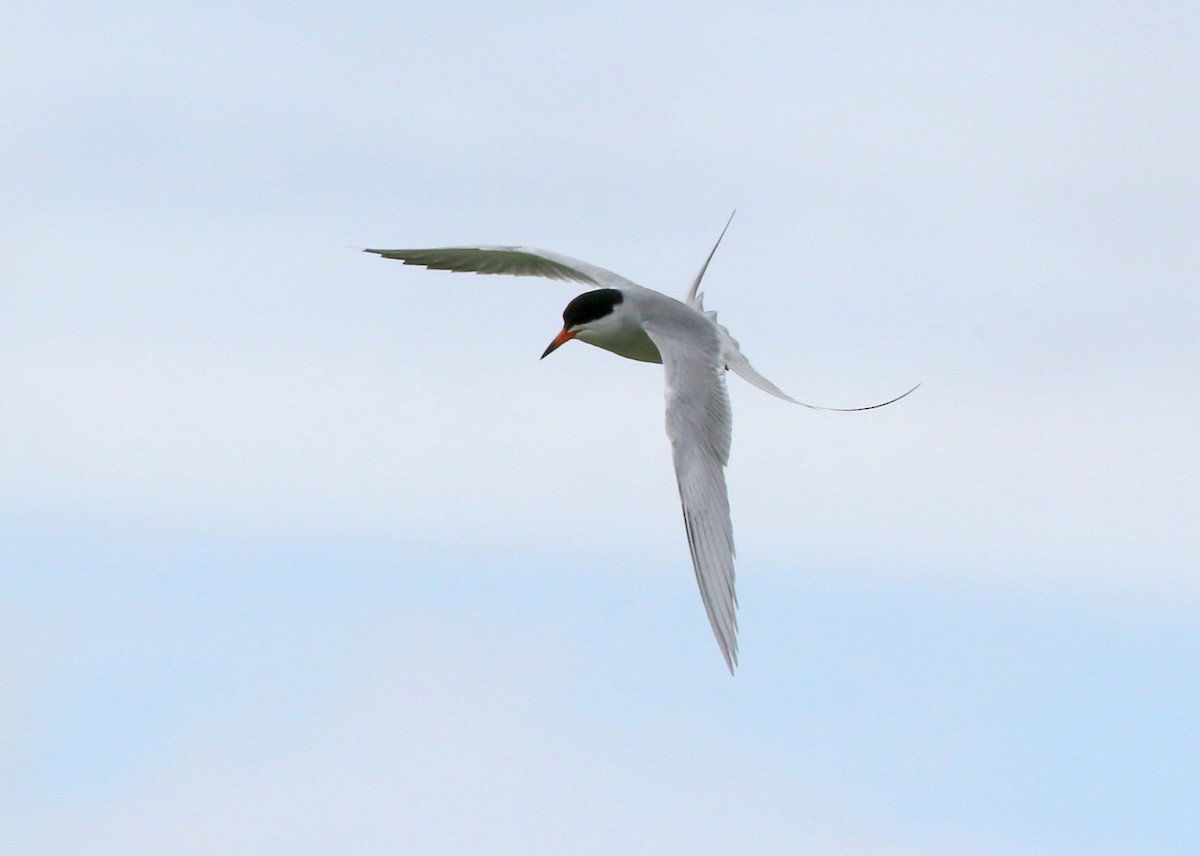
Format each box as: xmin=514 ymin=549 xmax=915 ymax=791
xmin=642 ymin=314 xmax=739 ymax=673
xmin=364 ymin=245 xmax=640 ymax=290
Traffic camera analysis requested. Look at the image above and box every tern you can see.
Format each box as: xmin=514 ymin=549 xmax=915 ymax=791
xmin=366 ymin=216 xmax=916 ymax=673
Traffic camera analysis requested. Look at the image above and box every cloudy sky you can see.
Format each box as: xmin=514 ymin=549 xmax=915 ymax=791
xmin=3 ymin=2 xmax=1198 ymax=853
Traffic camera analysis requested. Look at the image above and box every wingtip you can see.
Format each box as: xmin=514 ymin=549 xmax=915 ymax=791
xmin=725 ymin=644 xmax=739 ymax=674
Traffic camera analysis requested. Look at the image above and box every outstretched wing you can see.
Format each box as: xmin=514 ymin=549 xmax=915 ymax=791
xmin=364 ymin=245 xmax=640 ymax=291
xmin=642 ymin=312 xmax=739 ymax=674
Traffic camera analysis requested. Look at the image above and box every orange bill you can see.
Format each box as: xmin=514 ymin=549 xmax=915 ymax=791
xmin=540 ymin=328 xmax=576 ymax=359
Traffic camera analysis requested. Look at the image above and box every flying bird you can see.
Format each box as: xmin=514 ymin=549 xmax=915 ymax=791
xmin=366 ymin=216 xmax=916 ymax=673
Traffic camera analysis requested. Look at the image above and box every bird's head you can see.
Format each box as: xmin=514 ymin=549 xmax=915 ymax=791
xmin=540 ymin=288 xmax=625 ymax=358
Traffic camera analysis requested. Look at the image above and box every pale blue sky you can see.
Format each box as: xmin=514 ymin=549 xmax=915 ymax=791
xmin=3 ymin=3 xmax=1198 ymax=854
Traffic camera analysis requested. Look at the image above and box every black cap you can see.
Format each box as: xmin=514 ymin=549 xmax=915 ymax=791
xmin=562 ymin=288 xmax=623 ymax=330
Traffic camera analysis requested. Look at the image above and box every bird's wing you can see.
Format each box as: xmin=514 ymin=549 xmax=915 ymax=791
xmin=364 ymin=245 xmax=640 ymax=290
xmin=642 ymin=313 xmax=739 ymax=673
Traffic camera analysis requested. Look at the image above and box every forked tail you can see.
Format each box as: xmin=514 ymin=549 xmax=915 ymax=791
xmin=687 ymin=213 xmax=920 ymax=411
